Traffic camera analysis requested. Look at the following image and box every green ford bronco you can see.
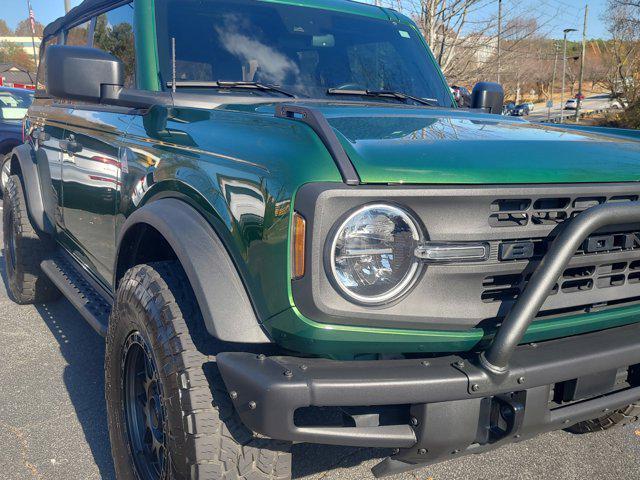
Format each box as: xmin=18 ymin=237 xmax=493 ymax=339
xmin=5 ymin=0 xmax=640 ymax=478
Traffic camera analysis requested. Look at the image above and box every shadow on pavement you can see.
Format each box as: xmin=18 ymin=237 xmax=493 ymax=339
xmin=0 ymin=255 xmax=117 ymax=479
xmin=0 ymin=253 xmax=388 ymax=480
xmin=34 ymin=299 xmax=116 ymax=479
xmin=292 ymin=443 xmax=390 ymax=479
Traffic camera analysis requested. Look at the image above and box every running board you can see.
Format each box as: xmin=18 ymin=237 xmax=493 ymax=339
xmin=41 ymin=255 xmax=111 ymax=337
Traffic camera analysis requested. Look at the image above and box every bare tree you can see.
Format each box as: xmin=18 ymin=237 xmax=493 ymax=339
xmin=603 ymin=0 xmax=640 ymax=102
xmin=415 ymin=0 xmax=491 ymax=76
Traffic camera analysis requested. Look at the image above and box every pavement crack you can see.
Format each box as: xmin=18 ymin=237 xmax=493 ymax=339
xmin=0 ymin=421 xmax=43 ymax=479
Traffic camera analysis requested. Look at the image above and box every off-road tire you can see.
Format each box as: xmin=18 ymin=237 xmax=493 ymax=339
xmin=105 ymin=261 xmax=291 ymax=480
xmin=567 ymin=403 xmax=640 ymax=433
xmin=3 ymin=174 xmax=60 ymax=304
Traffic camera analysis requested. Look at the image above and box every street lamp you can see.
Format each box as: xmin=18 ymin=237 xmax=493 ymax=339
xmin=560 ymin=28 xmax=577 ymax=124
xmin=547 ymin=42 xmax=560 ymax=123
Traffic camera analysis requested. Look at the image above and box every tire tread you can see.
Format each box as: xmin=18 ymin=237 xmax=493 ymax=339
xmin=106 ymin=261 xmax=290 ymax=480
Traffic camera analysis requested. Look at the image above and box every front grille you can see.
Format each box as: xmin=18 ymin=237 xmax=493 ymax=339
xmin=295 ymin=183 xmax=640 ymax=332
xmin=482 ymin=260 xmax=640 ymax=304
xmin=489 ymin=194 xmax=639 ymax=228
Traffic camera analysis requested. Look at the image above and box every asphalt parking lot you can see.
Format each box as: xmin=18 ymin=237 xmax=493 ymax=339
xmin=0 ymin=212 xmax=639 ymax=480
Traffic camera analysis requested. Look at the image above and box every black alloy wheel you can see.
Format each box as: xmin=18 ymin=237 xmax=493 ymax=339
xmin=122 ymin=331 xmax=167 ymax=480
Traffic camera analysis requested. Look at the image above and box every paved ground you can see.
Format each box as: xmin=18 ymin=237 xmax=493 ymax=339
xmin=0 ymin=208 xmax=639 ymax=480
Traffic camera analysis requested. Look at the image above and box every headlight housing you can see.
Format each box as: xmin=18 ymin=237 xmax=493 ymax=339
xmin=328 ymin=204 xmax=423 ymax=305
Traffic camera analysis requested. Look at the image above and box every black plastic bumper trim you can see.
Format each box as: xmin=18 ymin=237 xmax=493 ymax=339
xmin=548 ymin=385 xmax=640 ymax=424
xmin=217 ymin=321 xmax=640 ymax=450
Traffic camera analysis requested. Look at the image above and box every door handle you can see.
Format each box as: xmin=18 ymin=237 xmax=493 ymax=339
xmin=59 ymin=138 xmax=82 ymax=154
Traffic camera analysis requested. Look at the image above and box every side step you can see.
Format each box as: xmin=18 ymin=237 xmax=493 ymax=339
xmin=41 ymin=255 xmax=111 ymax=337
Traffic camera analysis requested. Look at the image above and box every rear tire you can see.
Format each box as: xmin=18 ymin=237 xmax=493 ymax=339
xmin=3 ymin=174 xmax=60 ymax=304
xmin=567 ymin=403 xmax=640 ymax=433
xmin=105 ymin=261 xmax=291 ymax=480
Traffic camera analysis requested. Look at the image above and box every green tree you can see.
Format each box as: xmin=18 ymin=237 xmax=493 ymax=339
xmin=0 ymin=41 xmax=35 ymax=71
xmin=94 ymin=15 xmax=135 ymax=86
xmin=15 ymin=18 xmax=44 ymax=37
xmin=0 ymin=19 xmax=12 ymax=36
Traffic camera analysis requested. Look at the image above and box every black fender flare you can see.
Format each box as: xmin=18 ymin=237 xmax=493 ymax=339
xmin=116 ymin=198 xmax=272 ymax=344
xmin=10 ymin=143 xmax=55 ymax=234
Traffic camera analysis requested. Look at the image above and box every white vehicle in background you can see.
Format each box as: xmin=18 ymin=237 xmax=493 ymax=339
xmin=564 ymin=98 xmax=578 ymax=110
xmin=610 ymin=98 xmax=628 ymax=109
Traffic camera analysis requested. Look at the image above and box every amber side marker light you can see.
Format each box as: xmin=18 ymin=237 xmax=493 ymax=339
xmin=292 ymin=212 xmax=306 ymax=279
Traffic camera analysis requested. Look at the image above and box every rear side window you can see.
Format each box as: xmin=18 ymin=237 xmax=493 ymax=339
xmin=93 ymin=3 xmax=136 ymax=87
xmin=65 ymin=21 xmax=91 ymax=46
xmin=36 ymin=35 xmax=60 ymax=91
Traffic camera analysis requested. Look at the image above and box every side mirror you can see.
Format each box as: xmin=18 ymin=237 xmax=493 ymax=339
xmin=47 ymin=45 xmax=124 ymax=103
xmin=471 ymin=82 xmax=504 ymax=115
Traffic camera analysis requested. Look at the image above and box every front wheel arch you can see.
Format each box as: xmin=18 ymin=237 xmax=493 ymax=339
xmin=115 ymin=198 xmax=272 ymax=344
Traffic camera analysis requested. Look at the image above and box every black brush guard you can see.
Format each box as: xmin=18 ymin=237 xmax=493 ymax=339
xmin=217 ymin=202 xmax=640 ymax=477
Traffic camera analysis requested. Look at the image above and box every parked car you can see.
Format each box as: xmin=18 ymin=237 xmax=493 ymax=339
xmin=5 ymin=0 xmax=640 ymax=479
xmin=564 ymin=98 xmax=578 ymax=110
xmin=503 ymin=101 xmax=516 ymax=115
xmin=611 ymin=98 xmax=628 ymax=109
xmin=511 ymin=103 xmax=530 ymax=116
xmin=451 ymin=85 xmax=471 ymax=107
xmin=523 ymin=101 xmax=535 ymax=111
xmin=0 ymin=86 xmax=33 ymax=192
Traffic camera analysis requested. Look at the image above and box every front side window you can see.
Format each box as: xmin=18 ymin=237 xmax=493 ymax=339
xmin=93 ymin=3 xmax=136 ymax=87
xmin=65 ymin=21 xmax=90 ymax=46
xmin=154 ymin=0 xmax=452 ymax=106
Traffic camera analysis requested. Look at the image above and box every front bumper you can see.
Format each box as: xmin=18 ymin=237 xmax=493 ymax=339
xmin=218 ymin=322 xmax=640 ymax=476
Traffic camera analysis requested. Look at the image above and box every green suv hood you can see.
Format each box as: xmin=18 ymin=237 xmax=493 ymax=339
xmin=263 ymin=103 xmax=640 ymax=184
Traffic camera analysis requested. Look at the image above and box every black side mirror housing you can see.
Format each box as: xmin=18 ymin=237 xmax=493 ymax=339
xmin=46 ymin=45 xmax=171 ymax=109
xmin=47 ymin=45 xmax=124 ymax=103
xmin=471 ymin=82 xmax=504 ymax=114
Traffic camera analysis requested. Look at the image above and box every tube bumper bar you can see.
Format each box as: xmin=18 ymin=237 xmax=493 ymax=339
xmin=481 ymin=201 xmax=640 ymax=373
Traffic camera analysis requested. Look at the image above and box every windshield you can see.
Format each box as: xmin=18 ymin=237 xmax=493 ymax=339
xmin=155 ymin=0 xmax=453 ymax=107
xmin=0 ymin=89 xmax=33 ymax=121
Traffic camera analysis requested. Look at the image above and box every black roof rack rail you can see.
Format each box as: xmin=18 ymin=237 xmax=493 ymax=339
xmin=43 ymin=0 xmax=128 ymax=39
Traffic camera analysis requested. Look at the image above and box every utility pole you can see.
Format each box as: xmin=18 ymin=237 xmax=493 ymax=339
xmin=575 ymin=5 xmax=589 ymax=122
xmin=65 ymin=0 xmax=71 ymax=13
xmin=497 ymin=0 xmax=502 ymax=83
xmin=548 ymin=43 xmax=560 ymax=122
xmin=560 ymin=28 xmax=577 ymax=124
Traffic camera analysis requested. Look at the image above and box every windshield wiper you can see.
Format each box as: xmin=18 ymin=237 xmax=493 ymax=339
xmin=327 ymin=88 xmax=438 ymax=107
xmin=166 ymin=80 xmax=297 ymax=98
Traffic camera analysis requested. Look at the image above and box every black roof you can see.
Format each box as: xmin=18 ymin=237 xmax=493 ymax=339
xmin=43 ymin=0 xmax=123 ymax=39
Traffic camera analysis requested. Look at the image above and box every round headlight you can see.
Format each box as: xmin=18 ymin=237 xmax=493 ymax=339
xmin=329 ymin=204 xmax=422 ymax=305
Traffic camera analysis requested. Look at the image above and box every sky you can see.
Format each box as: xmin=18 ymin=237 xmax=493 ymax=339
xmin=2 ymin=0 xmax=612 ymax=39
xmin=468 ymin=0 xmax=611 ymax=40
